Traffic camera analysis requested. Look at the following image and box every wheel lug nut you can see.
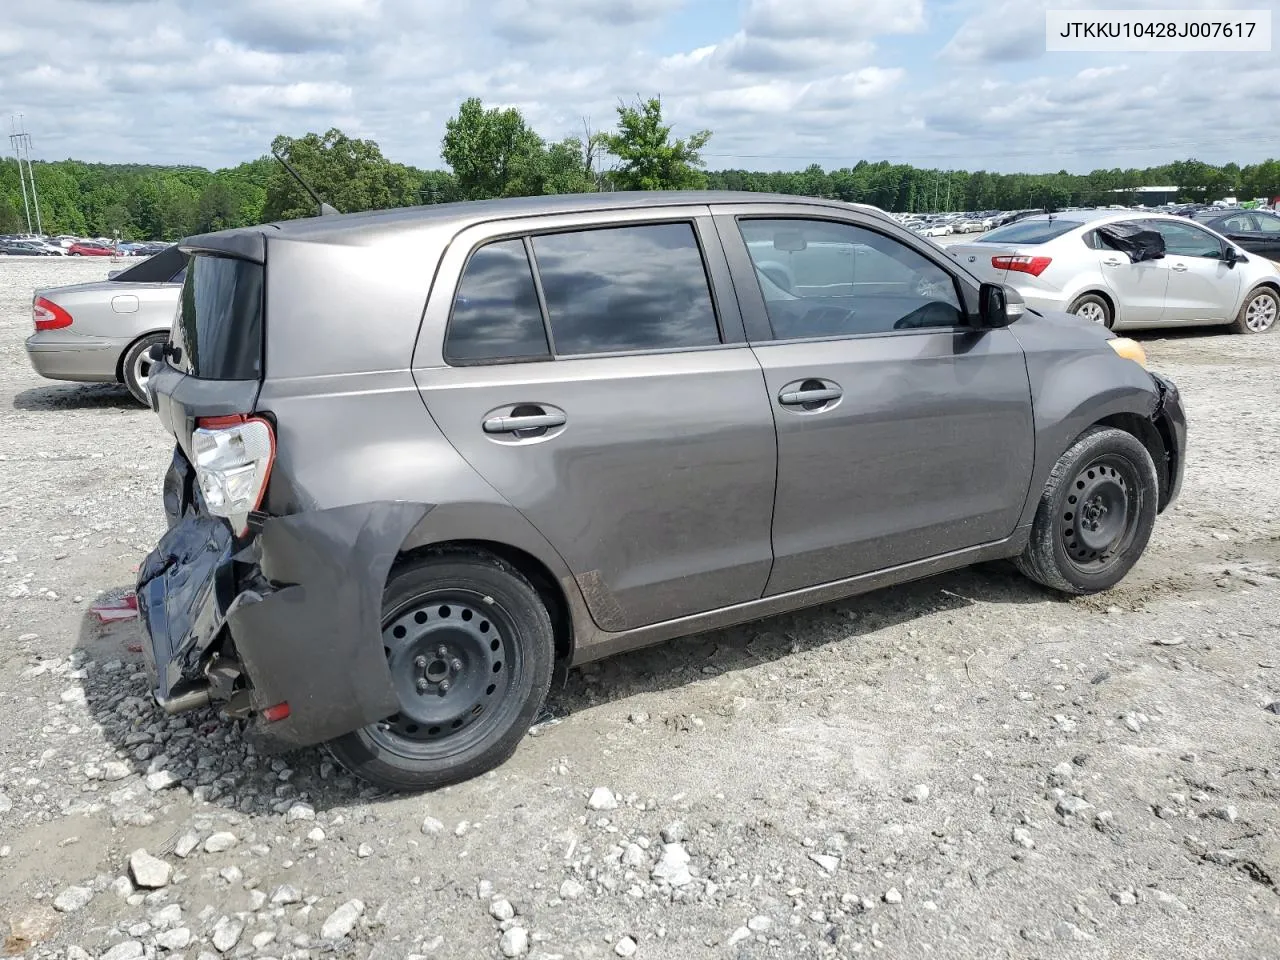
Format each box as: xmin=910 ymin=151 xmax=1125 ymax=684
xmin=414 ymin=656 xmax=427 ymax=669
xmin=437 ymin=645 xmax=448 ymax=658
xmin=415 ymin=679 xmax=429 ymax=693
xmin=438 ymin=679 xmax=451 ymax=693
xmin=451 ymin=659 xmax=463 ymax=672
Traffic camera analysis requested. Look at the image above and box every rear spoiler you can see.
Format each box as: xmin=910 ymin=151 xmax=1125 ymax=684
xmin=179 ymin=226 xmax=277 ymax=264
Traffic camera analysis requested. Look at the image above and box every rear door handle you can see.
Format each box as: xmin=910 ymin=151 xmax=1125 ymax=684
xmin=1102 ymin=258 xmax=1125 ymax=266
xmin=483 ymin=412 xmax=566 ymax=434
xmin=779 ymin=385 xmax=843 ymax=406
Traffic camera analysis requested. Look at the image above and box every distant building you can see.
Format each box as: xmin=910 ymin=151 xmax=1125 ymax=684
xmin=1111 ymin=186 xmax=1179 ymax=205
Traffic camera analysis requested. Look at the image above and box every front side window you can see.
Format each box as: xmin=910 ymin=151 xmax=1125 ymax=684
xmin=531 ymin=223 xmax=720 ymax=355
xmin=445 ymin=239 xmax=550 ymax=363
xmin=737 ymin=218 xmax=964 ymax=340
xmin=1147 ymin=221 xmax=1223 ymax=258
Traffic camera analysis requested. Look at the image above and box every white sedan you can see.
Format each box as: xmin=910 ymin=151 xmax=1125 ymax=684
xmin=947 ymin=210 xmax=1280 ymax=333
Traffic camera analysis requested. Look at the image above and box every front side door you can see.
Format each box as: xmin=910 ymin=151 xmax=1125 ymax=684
xmin=1246 ymin=212 xmax=1280 ymax=260
xmin=1145 ymin=219 xmax=1240 ymax=323
xmin=413 ymin=211 xmax=778 ymax=632
xmin=714 ymin=207 xmax=1034 ymax=596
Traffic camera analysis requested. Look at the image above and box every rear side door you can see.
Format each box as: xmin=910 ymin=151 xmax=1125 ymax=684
xmin=714 ymin=205 xmax=1034 ymax=596
xmin=1145 ymin=219 xmax=1240 ymax=323
xmin=1247 ymin=212 xmax=1280 ymax=260
xmin=412 ymin=209 xmax=778 ymax=632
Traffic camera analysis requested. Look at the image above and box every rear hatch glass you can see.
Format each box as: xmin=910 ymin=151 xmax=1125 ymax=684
xmin=975 ymin=219 xmax=1080 ymax=245
xmin=171 ymin=254 xmax=264 ymax=380
xmin=110 ymin=245 xmax=187 ymax=284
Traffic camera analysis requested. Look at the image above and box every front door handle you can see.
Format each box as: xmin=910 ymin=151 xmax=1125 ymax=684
xmin=779 ymin=387 xmax=842 ymax=405
xmin=1102 ymin=258 xmax=1125 ymax=266
xmin=483 ymin=411 xmax=567 ymax=434
xmin=1171 ymin=263 xmax=1189 ymax=272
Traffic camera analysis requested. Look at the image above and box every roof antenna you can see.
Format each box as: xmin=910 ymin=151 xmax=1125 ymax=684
xmin=272 ymin=146 xmax=340 ymax=216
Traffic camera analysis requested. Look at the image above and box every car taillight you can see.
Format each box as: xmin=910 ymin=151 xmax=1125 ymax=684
xmin=192 ymin=415 xmax=275 ymax=536
xmin=33 ymin=296 xmax=73 ymax=330
xmin=991 ymin=256 xmax=1053 ymax=277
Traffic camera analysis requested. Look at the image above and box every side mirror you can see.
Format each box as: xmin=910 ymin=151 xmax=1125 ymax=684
xmin=978 ymin=282 xmax=1024 ymax=328
xmin=1224 ymin=246 xmax=1247 ymax=265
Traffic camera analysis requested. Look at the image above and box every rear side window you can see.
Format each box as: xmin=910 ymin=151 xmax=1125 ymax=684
xmin=1258 ymin=214 xmax=1280 ymax=233
xmin=532 ymin=223 xmax=720 ymax=355
xmin=110 ymin=245 xmax=186 ymax=284
xmin=979 ymin=219 xmax=1080 ymax=245
xmin=171 ymin=255 xmax=263 ymax=380
xmin=445 ymin=239 xmax=550 ymax=363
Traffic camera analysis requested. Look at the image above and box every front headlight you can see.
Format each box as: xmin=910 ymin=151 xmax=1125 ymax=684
xmin=1108 ymin=337 xmax=1147 ymax=368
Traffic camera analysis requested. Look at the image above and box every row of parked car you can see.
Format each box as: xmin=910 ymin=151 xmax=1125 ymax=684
xmin=0 ymin=235 xmax=169 ymax=257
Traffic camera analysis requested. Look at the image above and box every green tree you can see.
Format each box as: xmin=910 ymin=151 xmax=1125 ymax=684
xmin=262 ymin=128 xmax=419 ymax=221
xmin=196 ymin=180 xmax=239 ymax=233
xmin=602 ymin=96 xmax=711 ymax=191
xmin=441 ymin=98 xmax=549 ymax=200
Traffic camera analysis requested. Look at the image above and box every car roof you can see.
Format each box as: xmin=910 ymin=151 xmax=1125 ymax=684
xmin=180 ymin=191 xmax=895 ymax=261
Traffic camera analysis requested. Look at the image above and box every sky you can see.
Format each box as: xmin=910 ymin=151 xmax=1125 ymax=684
xmin=2 ymin=0 xmax=1279 ymax=175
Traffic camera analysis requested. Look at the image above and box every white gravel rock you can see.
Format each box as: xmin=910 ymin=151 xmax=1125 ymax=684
xmin=726 ymin=927 xmax=752 ymax=947
xmin=203 ymin=832 xmax=238 ymax=853
xmin=883 ymin=887 xmax=903 ymax=904
xmin=128 ymin=848 xmax=171 ymax=889
xmin=747 ymin=916 xmax=772 ymax=932
xmin=145 ymin=770 xmax=180 ymax=792
xmin=173 ymin=831 xmax=200 ymax=858
xmin=100 ymin=942 xmax=145 ymax=960
xmin=651 ymin=843 xmax=693 ymax=886
xmin=155 ymin=927 xmax=192 ymax=950
xmin=53 ymin=885 xmax=94 ymax=912
xmin=271 ymin=884 xmax=302 ymax=905
xmin=559 ymin=879 xmax=585 ymax=900
xmin=499 ymin=926 xmax=529 ymax=957
xmin=285 ymin=802 xmax=316 ymax=823
xmin=615 ymin=935 xmax=638 ymax=957
xmin=588 ymin=786 xmax=618 ymax=811
xmin=212 ymin=916 xmax=244 ymax=952
xmin=904 ymin=784 xmax=930 ymax=803
xmin=808 ymin=852 xmax=840 ymax=873
xmin=321 ymin=898 xmax=365 ymax=940
xmin=489 ymin=897 xmax=516 ymax=921
xmin=421 ymin=816 xmax=445 ymax=835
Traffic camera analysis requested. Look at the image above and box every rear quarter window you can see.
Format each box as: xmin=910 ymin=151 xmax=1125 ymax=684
xmin=171 ymin=255 xmax=264 ymax=380
xmin=979 ymin=220 xmax=1081 ymax=245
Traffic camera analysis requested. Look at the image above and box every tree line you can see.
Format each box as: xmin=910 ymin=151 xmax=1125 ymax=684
xmin=3 ymin=95 xmax=1277 ymax=240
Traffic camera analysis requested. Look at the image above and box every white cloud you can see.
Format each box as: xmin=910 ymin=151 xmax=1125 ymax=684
xmin=0 ymin=0 xmax=1275 ymax=176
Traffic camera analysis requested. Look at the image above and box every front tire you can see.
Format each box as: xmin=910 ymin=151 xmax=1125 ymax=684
xmin=1014 ymin=427 xmax=1158 ymax=595
xmin=1229 ymin=286 xmax=1278 ymax=334
xmin=326 ymin=550 xmax=555 ymax=792
xmin=1068 ymin=293 xmax=1113 ymax=328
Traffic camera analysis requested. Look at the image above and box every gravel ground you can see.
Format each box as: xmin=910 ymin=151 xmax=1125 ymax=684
xmin=1 ymin=257 xmax=1278 ymax=960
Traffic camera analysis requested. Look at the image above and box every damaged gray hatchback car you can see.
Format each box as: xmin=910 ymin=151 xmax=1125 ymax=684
xmin=137 ymin=192 xmax=1187 ymax=792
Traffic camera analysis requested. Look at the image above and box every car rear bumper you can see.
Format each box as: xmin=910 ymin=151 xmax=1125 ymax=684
xmin=1150 ymin=372 xmax=1186 ymax=511
xmin=25 ymin=333 xmax=125 ymax=382
xmin=135 ymin=446 xmax=429 ymax=751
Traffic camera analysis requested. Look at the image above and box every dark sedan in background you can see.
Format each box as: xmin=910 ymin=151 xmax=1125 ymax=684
xmin=1194 ymin=209 xmax=1280 ymax=261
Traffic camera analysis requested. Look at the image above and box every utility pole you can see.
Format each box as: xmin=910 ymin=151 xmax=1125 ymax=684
xmin=945 ymin=175 xmax=952 ymax=212
xmin=10 ymin=116 xmax=33 ymax=234
xmin=9 ymin=115 xmax=42 ymax=234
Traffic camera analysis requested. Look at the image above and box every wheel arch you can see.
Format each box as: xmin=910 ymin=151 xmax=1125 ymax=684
xmin=1090 ymin=412 xmax=1173 ymax=511
xmin=1067 ymin=288 xmax=1117 ymax=325
xmin=114 ymin=328 xmax=169 ymax=383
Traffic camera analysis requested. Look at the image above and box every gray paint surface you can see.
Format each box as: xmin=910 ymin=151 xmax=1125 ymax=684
xmin=137 ymin=190 xmax=1187 ymax=750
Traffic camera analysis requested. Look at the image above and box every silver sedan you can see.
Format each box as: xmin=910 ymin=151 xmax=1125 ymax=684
xmin=24 ymin=246 xmax=184 ymax=404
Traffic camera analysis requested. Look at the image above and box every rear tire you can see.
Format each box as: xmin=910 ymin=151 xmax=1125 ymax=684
xmin=1068 ymin=293 xmax=1113 ymax=328
xmin=1228 ymin=286 xmax=1278 ymax=334
xmin=1014 ymin=427 xmax=1158 ymax=595
xmin=326 ymin=550 xmax=555 ymax=792
xmin=122 ymin=332 xmax=167 ymax=406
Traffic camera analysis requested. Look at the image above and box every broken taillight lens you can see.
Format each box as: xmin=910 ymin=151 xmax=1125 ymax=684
xmin=192 ymin=415 xmax=275 ymax=536
xmin=34 ymin=296 xmax=73 ymax=330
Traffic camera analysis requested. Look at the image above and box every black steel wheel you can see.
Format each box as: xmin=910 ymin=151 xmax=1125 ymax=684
xmin=1015 ymin=426 xmax=1158 ymax=595
xmin=327 ymin=550 xmax=555 ymax=791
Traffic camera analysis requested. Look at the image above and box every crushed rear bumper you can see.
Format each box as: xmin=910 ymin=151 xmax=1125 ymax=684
xmin=135 ymin=447 xmax=428 ymax=750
